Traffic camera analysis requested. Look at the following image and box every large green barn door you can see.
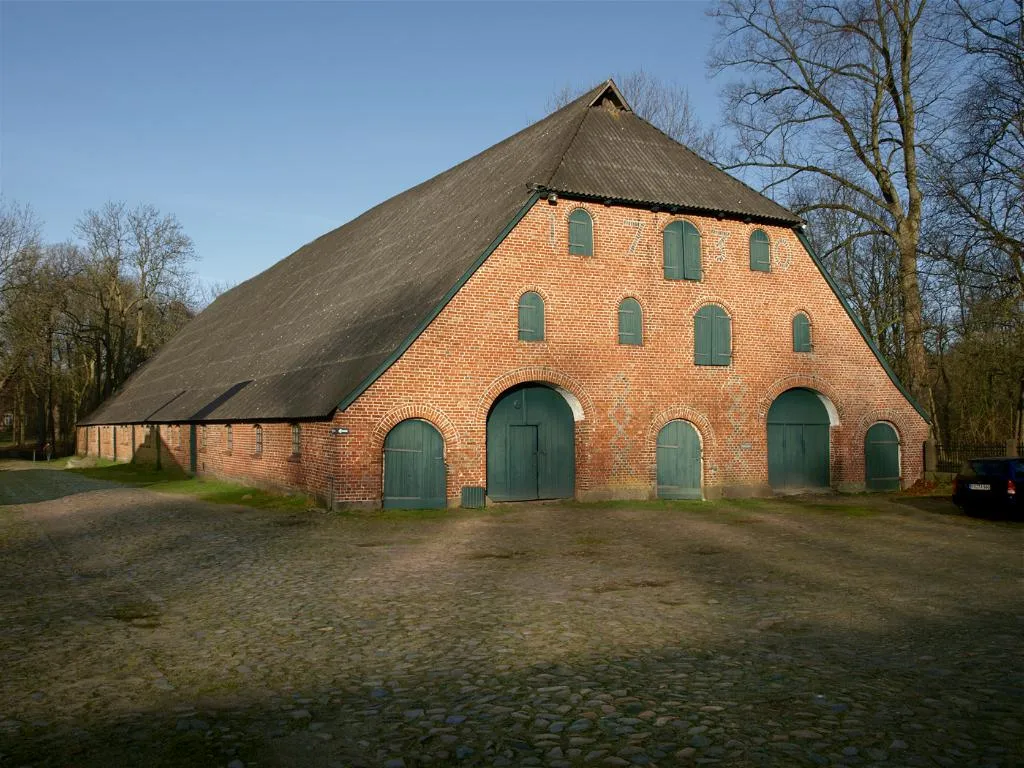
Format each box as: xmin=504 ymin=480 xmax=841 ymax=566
xmin=865 ymin=422 xmax=900 ymax=491
xmin=767 ymin=388 xmax=830 ymax=490
xmin=487 ymin=385 xmax=575 ymax=501
xmin=383 ymin=419 xmax=446 ymax=509
xmin=656 ymin=420 xmax=702 ymax=499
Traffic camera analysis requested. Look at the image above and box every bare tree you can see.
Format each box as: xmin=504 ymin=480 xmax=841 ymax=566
xmin=709 ymin=0 xmax=955 ymax=404
xmin=74 ymin=202 xmax=196 ymax=393
xmin=548 ymin=71 xmax=718 ymax=157
xmin=0 ymin=199 xmax=41 ymax=310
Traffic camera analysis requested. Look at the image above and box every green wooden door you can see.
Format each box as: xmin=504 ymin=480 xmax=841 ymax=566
xmin=487 ymin=385 xmax=575 ymax=501
xmin=507 ymin=425 xmax=539 ymax=500
xmin=656 ymin=420 xmax=702 ymax=499
xmin=383 ymin=419 xmax=446 ymax=509
xmin=767 ymin=388 xmax=830 ymax=490
xmin=865 ymin=422 xmax=900 ymax=491
xmin=189 ymin=425 xmax=197 ymax=474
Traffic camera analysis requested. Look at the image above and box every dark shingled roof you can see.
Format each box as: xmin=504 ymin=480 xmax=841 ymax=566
xmin=80 ymin=81 xmax=800 ymax=426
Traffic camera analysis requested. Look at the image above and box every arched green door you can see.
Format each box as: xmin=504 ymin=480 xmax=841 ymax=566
xmin=487 ymin=385 xmax=575 ymax=501
xmin=865 ymin=422 xmax=900 ymax=491
xmin=657 ymin=420 xmax=702 ymax=499
xmin=767 ymin=388 xmax=831 ymax=490
xmin=383 ymin=419 xmax=446 ymax=509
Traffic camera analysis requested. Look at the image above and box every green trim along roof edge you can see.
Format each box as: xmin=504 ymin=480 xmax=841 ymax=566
xmin=336 ymin=191 xmax=543 ymax=412
xmin=794 ymin=229 xmax=931 ymax=423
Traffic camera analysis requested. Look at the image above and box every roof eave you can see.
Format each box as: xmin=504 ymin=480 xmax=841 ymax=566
xmin=535 ymin=185 xmax=802 ymax=227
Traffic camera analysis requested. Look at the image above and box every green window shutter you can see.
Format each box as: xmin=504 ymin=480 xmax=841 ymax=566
xmin=712 ymin=307 xmax=732 ymax=365
xmin=568 ymin=209 xmax=593 ymax=256
xmin=682 ymin=221 xmax=702 ymax=281
xmin=694 ymin=306 xmax=712 ymax=365
xmin=793 ymin=313 xmax=811 ymax=352
xmin=518 ymin=292 xmax=544 ymax=341
xmin=696 ymin=305 xmax=730 ymax=365
xmin=663 ymin=222 xmax=683 ymax=279
xmin=618 ymin=298 xmax=642 ymax=345
xmin=750 ymin=229 xmax=770 ymax=272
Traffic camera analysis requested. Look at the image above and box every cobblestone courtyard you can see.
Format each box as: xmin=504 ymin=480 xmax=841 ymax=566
xmin=0 ymin=463 xmax=1020 ymax=767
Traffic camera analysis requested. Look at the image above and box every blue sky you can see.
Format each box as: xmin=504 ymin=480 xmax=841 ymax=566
xmin=2 ymin=1 xmax=720 ymax=287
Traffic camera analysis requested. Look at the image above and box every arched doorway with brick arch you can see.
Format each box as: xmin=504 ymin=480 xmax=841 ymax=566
xmin=478 ymin=368 xmax=594 ymax=502
xmin=766 ymin=387 xmax=837 ymax=491
xmin=370 ymin=405 xmax=460 ymax=509
xmin=486 ymin=383 xmax=586 ymax=501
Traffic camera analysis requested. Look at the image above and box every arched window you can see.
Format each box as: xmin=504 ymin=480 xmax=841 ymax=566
xmin=750 ymin=229 xmax=770 ymax=272
xmin=225 ymin=424 xmax=233 ymax=453
xmin=568 ymin=209 xmax=593 ymax=256
xmin=254 ymin=425 xmax=263 ymax=456
xmin=291 ymin=423 xmax=301 ymax=457
xmin=694 ymin=304 xmax=731 ymax=366
xmin=663 ymin=220 xmax=702 ymax=281
xmin=793 ymin=312 xmax=812 ymax=352
xmin=618 ymin=298 xmax=643 ymax=345
xmin=518 ymin=291 xmax=545 ymax=341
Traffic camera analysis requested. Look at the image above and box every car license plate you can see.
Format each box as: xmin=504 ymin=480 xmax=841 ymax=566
xmin=968 ymin=483 xmax=991 ymax=491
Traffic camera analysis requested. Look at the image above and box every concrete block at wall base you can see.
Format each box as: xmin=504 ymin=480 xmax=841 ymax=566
xmin=708 ymin=483 xmax=774 ymax=500
xmin=836 ymin=481 xmax=867 ymax=493
xmin=331 ymin=500 xmax=381 ymax=512
xmin=577 ymin=485 xmax=653 ymax=503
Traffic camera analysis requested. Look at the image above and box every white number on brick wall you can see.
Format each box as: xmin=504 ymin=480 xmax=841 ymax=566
xmin=625 ymin=220 xmax=644 ymax=255
xmin=773 ymin=242 xmax=792 ymax=271
xmin=714 ymin=229 xmax=729 ymax=262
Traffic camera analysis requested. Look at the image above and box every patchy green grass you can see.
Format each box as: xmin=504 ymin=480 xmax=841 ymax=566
xmin=67 ymin=462 xmax=314 ymax=511
xmin=788 ymin=501 xmax=881 ymax=517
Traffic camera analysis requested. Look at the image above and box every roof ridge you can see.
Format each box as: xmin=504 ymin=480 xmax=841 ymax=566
xmin=540 ymin=80 xmax=619 ymax=188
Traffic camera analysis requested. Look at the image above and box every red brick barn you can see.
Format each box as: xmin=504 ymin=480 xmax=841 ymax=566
xmin=77 ymin=81 xmax=929 ymax=507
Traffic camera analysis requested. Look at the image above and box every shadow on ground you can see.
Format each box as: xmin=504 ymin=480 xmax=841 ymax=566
xmin=0 ymin=467 xmax=120 ymax=505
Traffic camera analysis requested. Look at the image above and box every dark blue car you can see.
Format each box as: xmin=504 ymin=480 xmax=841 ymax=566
xmin=953 ymin=458 xmax=1021 ymax=517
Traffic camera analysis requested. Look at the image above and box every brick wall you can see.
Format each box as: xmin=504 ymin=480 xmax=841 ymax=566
xmin=78 ymin=198 xmax=929 ymax=505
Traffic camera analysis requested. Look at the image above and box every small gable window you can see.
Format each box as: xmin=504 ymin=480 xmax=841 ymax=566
xmin=225 ymin=424 xmax=233 ymax=453
xmin=694 ymin=304 xmax=732 ymax=366
xmin=254 ymin=425 xmax=263 ymax=456
xmin=518 ymin=291 xmax=545 ymax=341
xmin=568 ymin=209 xmax=593 ymax=256
xmin=291 ymin=424 xmax=301 ymax=457
xmin=618 ymin=298 xmax=643 ymax=345
xmin=750 ymin=229 xmax=770 ymax=272
xmin=793 ymin=312 xmax=812 ymax=352
xmin=663 ymin=221 xmax=701 ymax=281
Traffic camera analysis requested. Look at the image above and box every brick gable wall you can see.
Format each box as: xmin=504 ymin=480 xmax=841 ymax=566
xmin=78 ymin=198 xmax=928 ymax=505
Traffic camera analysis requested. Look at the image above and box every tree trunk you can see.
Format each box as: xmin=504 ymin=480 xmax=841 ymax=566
xmin=896 ymin=226 xmax=929 ymax=405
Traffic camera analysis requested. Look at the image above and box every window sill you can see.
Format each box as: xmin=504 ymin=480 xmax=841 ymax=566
xmin=288 ymin=455 xmax=301 ymax=463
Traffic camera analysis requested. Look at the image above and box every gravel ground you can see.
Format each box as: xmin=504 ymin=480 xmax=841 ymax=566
xmin=0 ymin=461 xmax=1020 ymax=768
